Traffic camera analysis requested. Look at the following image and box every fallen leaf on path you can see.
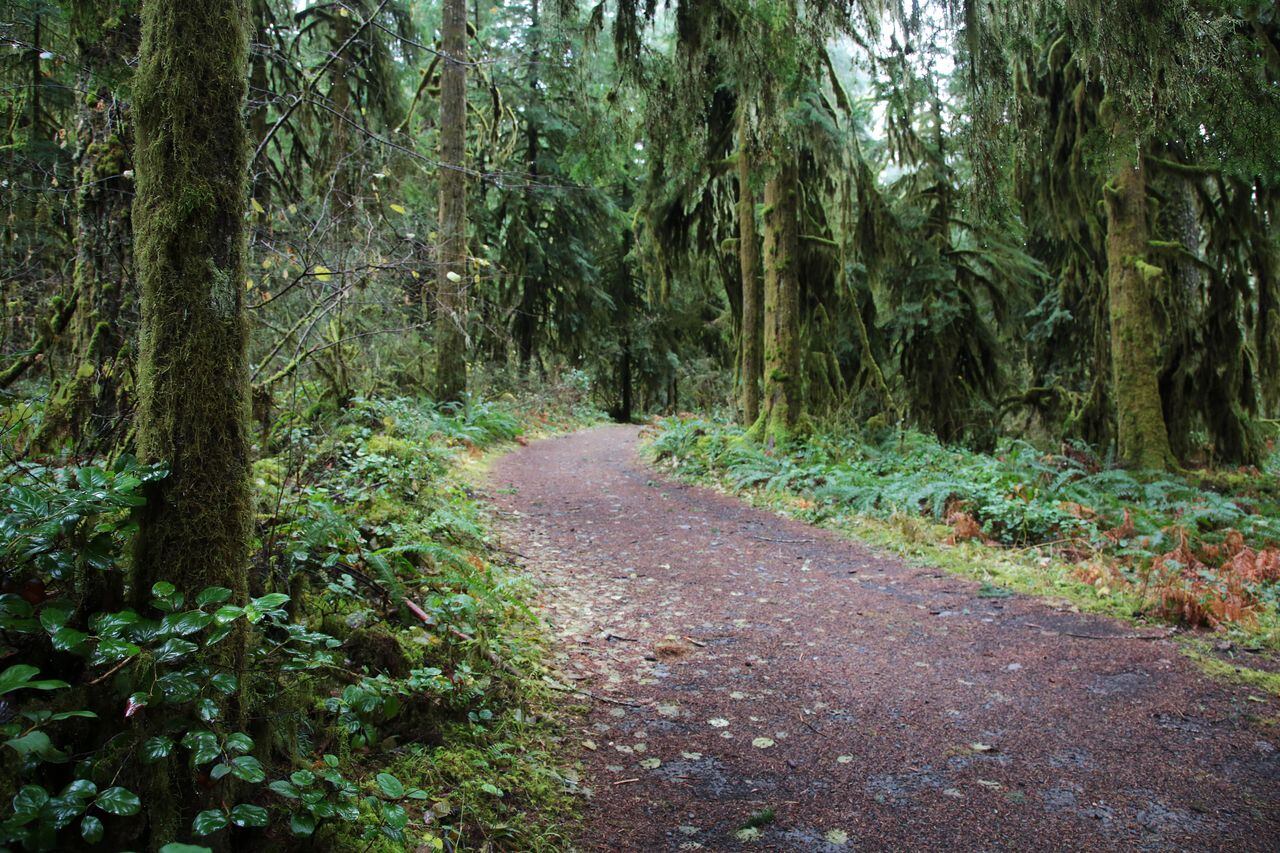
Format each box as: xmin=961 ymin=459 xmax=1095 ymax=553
xmin=751 ymin=737 xmax=775 ymax=749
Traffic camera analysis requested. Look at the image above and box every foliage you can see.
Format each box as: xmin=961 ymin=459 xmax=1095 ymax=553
xmin=649 ymin=415 xmax=1280 ymax=644
xmin=0 ymin=395 xmax=592 ymax=849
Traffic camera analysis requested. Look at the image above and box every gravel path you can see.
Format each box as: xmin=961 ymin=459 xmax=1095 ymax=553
xmin=487 ymin=425 xmax=1280 ymax=851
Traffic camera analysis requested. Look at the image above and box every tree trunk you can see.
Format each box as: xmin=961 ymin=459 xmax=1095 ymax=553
xmin=38 ymin=10 xmax=140 ymax=451
xmin=737 ymin=104 xmax=763 ymax=426
xmin=1105 ymin=147 xmax=1173 ymax=469
xmin=435 ymin=0 xmax=468 ymax=402
xmin=748 ymin=157 xmax=801 ymax=444
xmin=131 ymin=0 xmax=252 ymax=841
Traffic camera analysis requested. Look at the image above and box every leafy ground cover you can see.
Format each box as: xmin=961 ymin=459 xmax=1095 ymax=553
xmin=0 ymin=388 xmax=600 ymax=851
xmin=648 ymin=417 xmax=1280 ymax=653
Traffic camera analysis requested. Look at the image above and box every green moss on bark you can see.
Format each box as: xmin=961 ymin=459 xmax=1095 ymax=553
xmin=747 ymin=158 xmax=803 ymax=446
xmin=130 ymin=1 xmax=253 ymax=841
xmin=737 ymin=104 xmax=763 ymax=426
xmin=434 ymin=0 xmax=469 ymax=402
xmin=1105 ymin=148 xmax=1174 ymax=470
xmin=35 ymin=5 xmax=139 ymax=451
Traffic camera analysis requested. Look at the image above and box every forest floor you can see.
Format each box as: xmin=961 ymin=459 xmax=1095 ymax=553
xmin=487 ymin=424 xmax=1280 ymax=851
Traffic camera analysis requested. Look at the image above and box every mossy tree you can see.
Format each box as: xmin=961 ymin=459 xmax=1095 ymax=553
xmin=1102 ymin=130 xmax=1174 ymax=470
xmin=130 ymin=0 xmax=254 ymax=835
xmin=435 ymin=0 xmax=469 ymax=402
xmin=748 ymin=156 xmax=802 ymax=444
xmin=737 ymin=101 xmax=763 ymax=426
xmin=36 ymin=2 xmax=140 ymax=450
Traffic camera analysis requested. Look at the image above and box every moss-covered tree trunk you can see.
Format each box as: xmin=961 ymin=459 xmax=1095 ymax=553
xmin=1104 ymin=145 xmax=1173 ymax=470
xmin=748 ymin=157 xmax=801 ymax=444
xmin=435 ymin=0 xmax=468 ymax=402
xmin=37 ymin=8 xmax=140 ymax=450
xmin=737 ymin=104 xmax=763 ymax=426
xmin=131 ymin=1 xmax=253 ymax=841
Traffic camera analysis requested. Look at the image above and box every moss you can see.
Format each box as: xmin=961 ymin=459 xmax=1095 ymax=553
xmin=434 ymin=0 xmax=469 ymax=403
xmin=1181 ymin=641 xmax=1280 ymax=698
xmin=131 ymin=0 xmax=253 ymax=596
xmin=1104 ymin=147 xmax=1174 ymax=471
xmin=365 ymin=433 xmax=417 ymax=460
xmin=737 ymin=103 xmax=763 ymax=426
xmin=129 ymin=1 xmax=253 ymax=843
xmin=750 ymin=159 xmax=803 ymax=445
xmin=346 ymin=624 xmax=416 ymax=677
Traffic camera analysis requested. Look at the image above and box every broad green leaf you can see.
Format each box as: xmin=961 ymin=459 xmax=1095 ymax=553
xmin=268 ymin=780 xmax=300 ymax=799
xmin=231 ymin=755 xmax=265 ymax=783
xmin=375 ymin=772 xmax=404 ymax=799
xmin=141 ymin=736 xmax=174 ymax=763
xmin=290 ymin=812 xmax=316 ymax=836
xmin=192 ymin=809 xmax=229 ymax=835
xmin=81 ymin=815 xmax=104 ymax=843
xmin=196 ymin=587 xmax=233 ymax=607
xmin=0 ymin=664 xmax=67 ymax=695
xmin=4 ymin=730 xmax=67 ymax=762
xmin=223 ymin=732 xmax=253 ymax=754
xmin=153 ymin=638 xmax=198 ymax=663
xmin=229 ymin=803 xmax=268 ymax=828
xmin=12 ymin=785 xmax=49 ymax=816
xmin=94 ymin=786 xmax=141 ymax=816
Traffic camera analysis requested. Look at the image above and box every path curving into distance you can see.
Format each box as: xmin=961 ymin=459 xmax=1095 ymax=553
xmin=487 ymin=424 xmax=1279 ymax=851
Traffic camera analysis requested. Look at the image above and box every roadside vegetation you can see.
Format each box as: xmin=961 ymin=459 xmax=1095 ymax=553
xmin=649 ymin=417 xmax=1280 ymax=654
xmin=0 ymin=387 xmax=599 ymax=851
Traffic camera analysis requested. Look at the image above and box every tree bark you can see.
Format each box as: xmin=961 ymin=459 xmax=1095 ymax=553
xmin=1105 ymin=146 xmax=1173 ymax=469
xmin=131 ymin=0 xmax=253 ymax=840
xmin=37 ymin=9 xmax=140 ymax=450
xmin=749 ymin=156 xmax=802 ymax=444
xmin=435 ymin=0 xmax=468 ymax=402
xmin=737 ymin=104 xmax=763 ymax=426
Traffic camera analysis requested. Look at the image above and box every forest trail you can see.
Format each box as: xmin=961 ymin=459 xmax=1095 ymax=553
xmin=487 ymin=425 xmax=1280 ymax=851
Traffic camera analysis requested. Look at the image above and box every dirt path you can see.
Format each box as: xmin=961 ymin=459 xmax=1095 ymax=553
xmin=487 ymin=425 xmax=1280 ymax=851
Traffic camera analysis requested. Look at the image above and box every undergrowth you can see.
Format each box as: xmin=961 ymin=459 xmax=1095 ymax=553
xmin=647 ymin=416 xmax=1280 ymax=650
xmin=0 ymin=390 xmax=601 ymax=851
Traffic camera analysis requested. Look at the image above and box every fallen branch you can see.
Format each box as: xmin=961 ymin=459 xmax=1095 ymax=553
xmin=543 ymin=678 xmax=652 ymax=708
xmin=748 ymin=534 xmax=813 ymax=544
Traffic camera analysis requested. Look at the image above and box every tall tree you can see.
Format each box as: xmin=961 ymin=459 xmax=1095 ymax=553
xmin=1103 ymin=125 xmax=1173 ymax=469
xmin=435 ymin=0 xmax=468 ymax=401
xmin=737 ymin=102 xmax=763 ymax=425
xmin=37 ymin=2 xmax=140 ymax=450
xmin=132 ymin=0 xmax=251 ymax=608
xmin=749 ymin=156 xmax=801 ymax=443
